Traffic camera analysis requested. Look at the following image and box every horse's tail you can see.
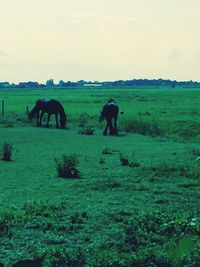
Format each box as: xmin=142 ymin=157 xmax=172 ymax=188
xmin=29 ymin=105 xmax=38 ymax=121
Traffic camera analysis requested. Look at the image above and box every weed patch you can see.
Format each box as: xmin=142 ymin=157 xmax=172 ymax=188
xmin=119 ymin=153 xmax=140 ymax=167
xmin=1 ymin=142 xmax=14 ymax=161
xmin=55 ymin=154 xmax=81 ymax=179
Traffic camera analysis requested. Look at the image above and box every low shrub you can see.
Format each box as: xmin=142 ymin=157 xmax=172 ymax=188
xmin=124 ymin=210 xmax=200 ymax=253
xmin=55 ymin=154 xmax=81 ymax=179
xmin=1 ymin=142 xmax=14 ymax=161
xmin=44 ymin=247 xmax=85 ymax=267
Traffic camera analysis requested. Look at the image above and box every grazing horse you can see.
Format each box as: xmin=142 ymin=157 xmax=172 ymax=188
xmin=29 ymin=99 xmax=67 ymax=129
xmin=100 ymin=99 xmax=119 ymax=135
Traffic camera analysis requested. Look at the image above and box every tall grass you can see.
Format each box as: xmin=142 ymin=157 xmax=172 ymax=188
xmin=121 ymin=117 xmax=162 ymax=136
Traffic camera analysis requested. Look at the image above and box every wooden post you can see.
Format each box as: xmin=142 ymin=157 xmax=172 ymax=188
xmin=2 ymin=100 xmax=4 ymax=116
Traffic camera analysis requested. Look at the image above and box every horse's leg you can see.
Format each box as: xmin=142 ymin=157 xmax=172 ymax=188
xmin=36 ymin=111 xmax=40 ymax=126
xmin=46 ymin=113 xmax=51 ymax=127
xmin=103 ymin=120 xmax=108 ymax=135
xmin=55 ymin=114 xmax=59 ymax=128
xmin=39 ymin=111 xmax=44 ymax=126
xmin=114 ymin=116 xmax=118 ymax=134
xmin=108 ymin=118 xmax=114 ymax=135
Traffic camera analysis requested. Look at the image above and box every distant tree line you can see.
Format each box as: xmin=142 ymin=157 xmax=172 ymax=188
xmin=0 ymin=78 xmax=199 ymax=89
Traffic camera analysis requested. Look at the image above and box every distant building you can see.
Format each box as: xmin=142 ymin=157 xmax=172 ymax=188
xmin=83 ymin=83 xmax=103 ymax=87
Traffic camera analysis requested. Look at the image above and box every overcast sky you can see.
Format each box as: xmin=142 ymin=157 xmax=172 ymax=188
xmin=0 ymin=0 xmax=200 ymax=83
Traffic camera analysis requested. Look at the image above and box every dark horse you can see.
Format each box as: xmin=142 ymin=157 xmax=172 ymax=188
xmin=100 ymin=99 xmax=119 ymax=135
xmin=29 ymin=99 xmax=67 ymax=129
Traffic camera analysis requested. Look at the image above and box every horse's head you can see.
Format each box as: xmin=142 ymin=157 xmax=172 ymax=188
xmin=28 ymin=105 xmax=38 ymax=121
xmin=60 ymin=114 xmax=67 ymax=129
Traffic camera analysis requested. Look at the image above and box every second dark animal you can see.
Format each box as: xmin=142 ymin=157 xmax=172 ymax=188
xmin=100 ymin=99 xmax=119 ymax=135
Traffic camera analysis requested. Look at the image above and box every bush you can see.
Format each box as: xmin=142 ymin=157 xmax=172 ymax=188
xmin=55 ymin=154 xmax=81 ymax=179
xmin=1 ymin=142 xmax=13 ymax=161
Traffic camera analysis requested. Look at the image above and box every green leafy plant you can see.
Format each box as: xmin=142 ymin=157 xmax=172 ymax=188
xmin=55 ymin=154 xmax=81 ymax=178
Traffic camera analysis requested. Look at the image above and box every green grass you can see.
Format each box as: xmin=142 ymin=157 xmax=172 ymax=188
xmin=0 ymin=86 xmax=200 ymax=266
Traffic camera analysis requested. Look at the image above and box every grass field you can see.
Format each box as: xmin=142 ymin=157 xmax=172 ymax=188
xmin=0 ymin=87 xmax=200 ymax=266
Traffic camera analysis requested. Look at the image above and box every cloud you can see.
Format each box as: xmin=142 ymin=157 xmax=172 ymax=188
xmin=0 ymin=49 xmax=9 ymax=67
xmin=0 ymin=49 xmax=8 ymax=57
xmin=53 ymin=11 xmax=156 ymax=37
xmin=169 ymin=49 xmax=182 ymax=60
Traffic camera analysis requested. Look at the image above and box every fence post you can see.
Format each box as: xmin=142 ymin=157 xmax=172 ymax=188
xmin=26 ymin=106 xmax=29 ymax=116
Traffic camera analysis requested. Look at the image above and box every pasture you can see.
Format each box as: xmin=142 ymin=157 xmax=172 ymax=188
xmin=0 ymin=87 xmax=200 ymax=266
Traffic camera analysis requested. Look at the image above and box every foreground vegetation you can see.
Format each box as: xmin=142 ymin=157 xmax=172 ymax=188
xmin=0 ymin=86 xmax=200 ymax=266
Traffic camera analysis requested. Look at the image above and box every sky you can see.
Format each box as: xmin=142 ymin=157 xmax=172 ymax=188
xmin=0 ymin=0 xmax=200 ymax=83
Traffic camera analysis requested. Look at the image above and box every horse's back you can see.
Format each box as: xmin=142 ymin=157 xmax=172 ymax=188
xmin=36 ymin=99 xmax=63 ymax=113
xmin=103 ymin=103 xmax=119 ymax=118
